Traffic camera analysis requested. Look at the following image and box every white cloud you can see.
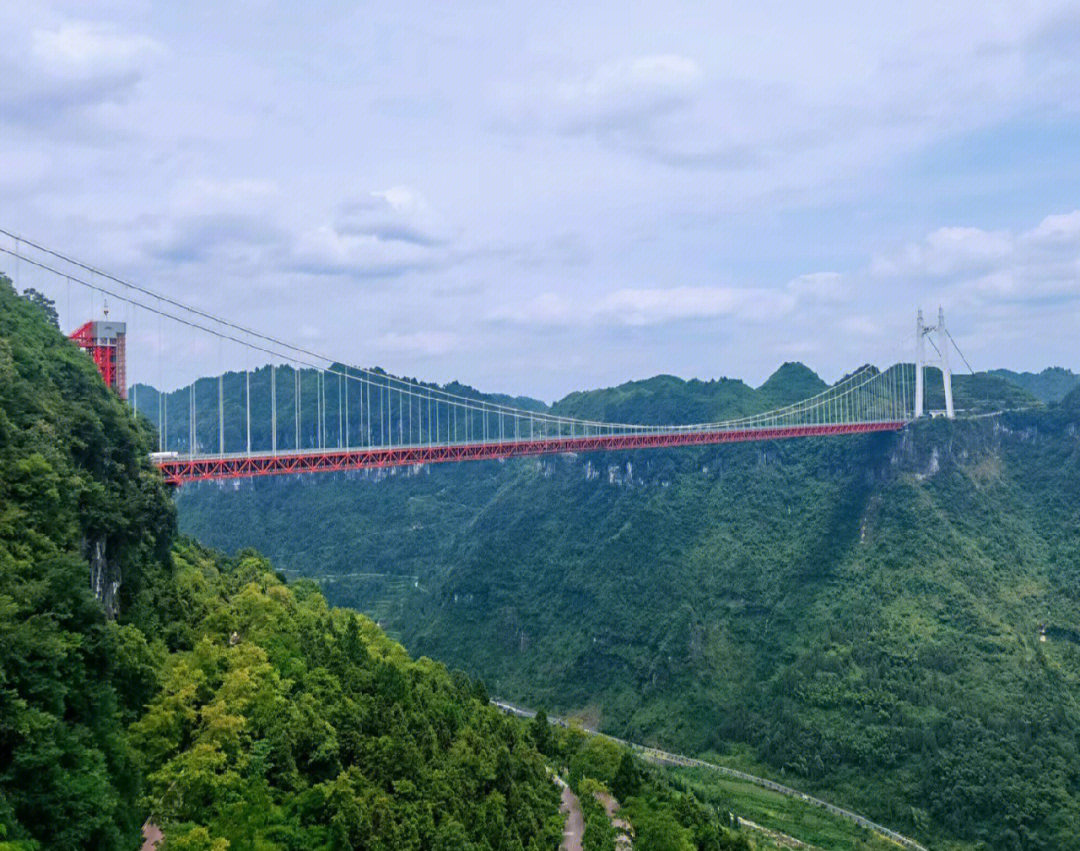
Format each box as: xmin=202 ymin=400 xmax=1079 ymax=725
xmin=839 ymin=315 xmax=881 ymax=337
xmin=493 ymin=4 xmax=1077 ymax=180
xmin=129 ymin=180 xmax=459 ymax=279
xmin=598 ymin=285 xmax=791 ymax=325
xmin=134 ymin=179 xmax=285 ymax=267
xmin=30 ymin=23 xmax=163 ymax=80
xmin=0 ymin=17 xmax=163 ymax=119
xmin=787 ymin=272 xmax=845 ymax=302
xmin=490 ymin=285 xmax=793 ymax=328
xmin=141 ymin=213 xmax=286 ymax=267
xmin=282 ymin=186 xmax=460 ymax=278
xmin=291 ymin=226 xmax=445 ymax=278
xmin=872 ymin=226 xmax=1013 ymax=278
xmin=871 ymin=212 xmax=1080 ymax=305
xmin=288 ymin=186 xmax=458 ymax=277
xmin=373 ymin=330 xmax=465 ymax=356
xmin=555 ymin=55 xmax=703 ymax=131
xmin=171 ymin=178 xmax=279 ymax=216
xmin=499 ymin=53 xmax=703 ymax=140
xmin=1023 ymin=211 xmax=1080 ymax=248
xmin=336 ymin=186 xmax=454 ymax=247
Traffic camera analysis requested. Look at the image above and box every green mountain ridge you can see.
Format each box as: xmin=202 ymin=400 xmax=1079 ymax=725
xmin=989 ymin=367 xmax=1080 ymax=403
xmin=135 ymin=360 xmax=1041 ymax=458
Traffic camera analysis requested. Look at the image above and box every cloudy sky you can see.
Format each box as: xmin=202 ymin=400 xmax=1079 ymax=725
xmin=4 ymin=0 xmax=1080 ymax=398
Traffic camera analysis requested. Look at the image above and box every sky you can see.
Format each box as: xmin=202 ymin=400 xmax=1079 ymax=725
xmin=3 ymin=0 xmax=1080 ymax=399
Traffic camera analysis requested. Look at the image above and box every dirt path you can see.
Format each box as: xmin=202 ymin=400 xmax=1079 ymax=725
xmin=140 ymin=822 xmax=163 ymax=851
xmin=554 ymin=777 xmax=584 ymax=851
xmin=594 ymin=790 xmax=633 ymax=848
xmin=491 ymin=698 xmax=928 ymax=851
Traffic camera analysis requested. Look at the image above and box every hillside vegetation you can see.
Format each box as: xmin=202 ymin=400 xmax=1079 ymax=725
xmin=177 ymin=359 xmax=1080 ymax=849
xmin=131 ymin=541 xmax=563 ymax=850
xmin=990 ymin=366 xmax=1080 ymax=403
xmin=0 ymin=277 xmax=175 ymax=847
xmin=2 ymin=275 xmax=778 ymax=851
xmin=0 ymin=276 xmax=568 ymax=850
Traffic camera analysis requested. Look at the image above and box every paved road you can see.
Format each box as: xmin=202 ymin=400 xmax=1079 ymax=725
xmin=554 ymin=776 xmax=584 ymax=851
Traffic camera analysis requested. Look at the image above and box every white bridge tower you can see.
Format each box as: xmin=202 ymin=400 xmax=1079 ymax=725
xmin=914 ymin=307 xmax=954 ymax=419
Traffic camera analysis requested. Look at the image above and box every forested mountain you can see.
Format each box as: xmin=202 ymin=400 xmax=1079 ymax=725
xmin=177 ymin=361 xmax=1080 ymax=850
xmin=0 ymin=276 xmax=571 ymax=850
xmin=1 ymin=277 xmax=175 ymax=847
xmin=989 ymin=366 xmax=1080 ymax=403
xmin=129 ymin=368 xmax=548 ymax=457
xmin=133 ymin=356 xmax=1039 ymax=459
xmin=3 ymin=274 xmax=768 ymax=851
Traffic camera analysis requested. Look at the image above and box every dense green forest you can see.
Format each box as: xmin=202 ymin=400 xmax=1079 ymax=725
xmin=1 ymin=275 xmax=767 ymax=850
xmin=988 ymin=366 xmax=1080 ymax=403
xmin=179 ymin=356 xmax=1080 ymax=849
xmin=0 ymin=277 xmax=176 ymax=847
xmin=0 ymin=276 xmax=570 ymax=850
xmin=128 ymin=541 xmax=565 ymax=851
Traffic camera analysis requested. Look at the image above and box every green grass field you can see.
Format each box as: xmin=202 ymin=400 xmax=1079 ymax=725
xmin=663 ymin=764 xmax=906 ymax=851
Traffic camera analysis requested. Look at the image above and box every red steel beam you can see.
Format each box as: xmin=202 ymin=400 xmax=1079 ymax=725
xmin=155 ymin=420 xmax=906 ymax=486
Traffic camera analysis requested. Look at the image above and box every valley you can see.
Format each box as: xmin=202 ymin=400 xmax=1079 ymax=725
xmin=7 ymin=273 xmax=1080 ymax=850
xmin=177 ymin=366 xmax=1080 ymax=849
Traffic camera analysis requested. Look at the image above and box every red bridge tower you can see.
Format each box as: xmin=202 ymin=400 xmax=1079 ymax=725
xmin=69 ymin=319 xmax=127 ymax=399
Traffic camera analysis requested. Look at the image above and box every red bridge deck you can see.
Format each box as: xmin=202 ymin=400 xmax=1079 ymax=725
xmin=155 ymin=420 xmax=906 ymax=485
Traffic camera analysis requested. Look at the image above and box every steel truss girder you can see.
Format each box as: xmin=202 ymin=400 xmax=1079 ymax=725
xmin=155 ymin=421 xmax=906 ymax=485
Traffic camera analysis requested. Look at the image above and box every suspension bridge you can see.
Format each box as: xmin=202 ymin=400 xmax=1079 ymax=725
xmin=2 ymin=231 xmax=943 ymax=486
xmin=152 ymin=373 xmax=910 ymax=486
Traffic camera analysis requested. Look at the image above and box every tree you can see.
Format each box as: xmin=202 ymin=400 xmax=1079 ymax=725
xmin=530 ymin=709 xmax=552 ymax=756
xmin=612 ymin=750 xmax=641 ymax=802
xmin=20 ymin=288 xmax=59 ymax=328
xmin=0 ymin=276 xmax=564 ymax=850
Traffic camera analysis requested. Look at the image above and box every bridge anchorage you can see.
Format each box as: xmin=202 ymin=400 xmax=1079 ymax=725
xmin=5 ymin=232 xmax=963 ymax=486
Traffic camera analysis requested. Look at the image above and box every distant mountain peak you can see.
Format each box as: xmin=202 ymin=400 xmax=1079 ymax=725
xmin=758 ymin=361 xmax=824 ymax=387
xmin=756 ymin=362 xmax=828 ymax=406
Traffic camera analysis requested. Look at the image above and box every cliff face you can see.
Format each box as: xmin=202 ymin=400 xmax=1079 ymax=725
xmin=0 ymin=276 xmax=177 ymax=847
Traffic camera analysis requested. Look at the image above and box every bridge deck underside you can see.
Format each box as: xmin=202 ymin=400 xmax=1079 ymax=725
xmin=155 ymin=420 xmax=906 ymax=485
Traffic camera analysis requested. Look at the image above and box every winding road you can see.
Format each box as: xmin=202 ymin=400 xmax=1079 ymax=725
xmin=553 ymin=775 xmax=584 ymax=851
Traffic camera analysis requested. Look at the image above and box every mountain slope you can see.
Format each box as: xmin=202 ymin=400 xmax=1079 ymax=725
xmin=0 ymin=276 xmax=175 ymax=848
xmin=989 ymin=366 xmax=1080 ymax=403
xmin=0 ymin=275 xmax=569 ymax=850
xmin=133 ymin=540 xmax=563 ymax=850
xmin=177 ymin=366 xmax=1074 ymax=850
